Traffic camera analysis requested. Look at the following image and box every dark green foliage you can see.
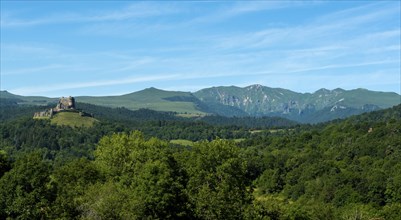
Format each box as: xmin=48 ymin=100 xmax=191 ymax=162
xmin=0 ymin=117 xmax=121 ymax=159
xmin=246 ymin=104 xmax=401 ymax=218
xmin=76 ymin=102 xmax=179 ymax=123
xmin=200 ymin=115 xmax=296 ymax=128
xmin=76 ymin=101 xmax=296 ymax=134
xmin=0 ymin=151 xmax=54 ymax=219
xmin=49 ymin=158 xmax=102 ymax=218
xmin=0 ymin=102 xmax=51 ymax=122
xmin=0 ymin=150 xmax=11 ymax=177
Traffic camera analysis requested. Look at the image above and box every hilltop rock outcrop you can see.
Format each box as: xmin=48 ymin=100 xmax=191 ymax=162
xmin=34 ymin=96 xmax=82 ymax=118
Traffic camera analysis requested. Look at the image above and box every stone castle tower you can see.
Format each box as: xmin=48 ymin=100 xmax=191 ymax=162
xmin=54 ymin=96 xmax=75 ymax=112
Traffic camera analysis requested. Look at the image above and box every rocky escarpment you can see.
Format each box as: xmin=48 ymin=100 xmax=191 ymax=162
xmin=194 ymin=85 xmax=400 ymax=123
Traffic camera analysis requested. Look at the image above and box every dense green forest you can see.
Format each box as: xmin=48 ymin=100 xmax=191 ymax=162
xmin=0 ymin=103 xmax=400 ymax=219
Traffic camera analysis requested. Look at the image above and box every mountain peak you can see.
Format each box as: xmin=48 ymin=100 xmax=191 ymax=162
xmin=246 ymin=84 xmax=264 ymax=90
xmin=333 ymin=88 xmax=345 ymax=92
xmin=315 ymin=88 xmax=330 ymax=93
xmin=145 ymin=87 xmax=161 ymax=91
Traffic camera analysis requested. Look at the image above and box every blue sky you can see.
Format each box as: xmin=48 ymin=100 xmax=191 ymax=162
xmin=1 ymin=1 xmax=400 ymax=97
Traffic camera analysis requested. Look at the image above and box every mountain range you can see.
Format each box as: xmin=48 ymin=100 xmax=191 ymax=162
xmin=1 ymin=85 xmax=400 ymax=123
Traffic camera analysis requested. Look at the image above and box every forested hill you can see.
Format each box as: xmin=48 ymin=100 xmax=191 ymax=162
xmin=238 ymin=104 xmax=401 ymax=219
xmin=0 ymin=99 xmax=400 ymax=218
xmin=76 ymin=102 xmax=179 ymax=123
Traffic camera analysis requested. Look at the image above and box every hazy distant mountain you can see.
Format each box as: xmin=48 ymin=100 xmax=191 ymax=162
xmin=77 ymin=87 xmax=204 ymax=114
xmin=0 ymin=90 xmax=57 ymax=105
xmin=1 ymin=85 xmax=400 ymax=123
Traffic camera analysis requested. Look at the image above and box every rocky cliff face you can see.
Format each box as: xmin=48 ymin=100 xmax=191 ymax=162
xmin=194 ymin=85 xmax=401 ymax=123
xmin=195 ymin=85 xmax=309 ymax=116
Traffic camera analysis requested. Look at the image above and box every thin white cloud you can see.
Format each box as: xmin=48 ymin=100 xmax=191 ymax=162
xmin=114 ymin=58 xmax=155 ymax=72
xmin=1 ymin=2 xmax=179 ymax=27
xmin=272 ymin=60 xmax=401 ymax=75
xmin=366 ymin=44 xmax=400 ymax=54
xmin=2 ymin=64 xmax=65 ymax=75
xmin=188 ymin=1 xmax=306 ymax=25
xmin=1 ymin=43 xmax=58 ymax=55
xmin=210 ymin=3 xmax=399 ymax=51
xmin=9 ymin=74 xmax=179 ymax=95
xmin=315 ymin=1 xmax=399 ymax=26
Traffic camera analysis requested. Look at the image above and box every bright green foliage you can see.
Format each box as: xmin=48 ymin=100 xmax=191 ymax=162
xmin=82 ymin=131 xmax=188 ymax=219
xmin=94 ymin=131 xmax=144 ymax=178
xmin=184 ymin=139 xmax=251 ymax=219
xmin=80 ymin=181 xmax=131 ymax=219
xmin=256 ymin=168 xmax=284 ymax=194
xmin=50 ymin=112 xmax=98 ymax=128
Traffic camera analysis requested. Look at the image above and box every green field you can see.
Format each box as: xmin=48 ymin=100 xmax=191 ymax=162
xmin=33 ymin=116 xmax=51 ymax=120
xmin=176 ymin=113 xmax=207 ymax=118
xmin=50 ymin=112 xmax=98 ymax=128
xmin=170 ymin=139 xmax=195 ymax=146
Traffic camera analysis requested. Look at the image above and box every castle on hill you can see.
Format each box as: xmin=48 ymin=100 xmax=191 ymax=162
xmin=34 ymin=96 xmax=82 ymax=118
xmin=55 ymin=96 xmax=75 ymax=112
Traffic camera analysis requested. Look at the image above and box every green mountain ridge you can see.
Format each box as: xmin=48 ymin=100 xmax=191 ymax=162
xmin=1 ymin=85 xmax=400 ymax=123
xmin=194 ymin=85 xmax=400 ymax=123
xmin=77 ymin=87 xmax=205 ymax=114
xmin=0 ymin=91 xmax=57 ymax=104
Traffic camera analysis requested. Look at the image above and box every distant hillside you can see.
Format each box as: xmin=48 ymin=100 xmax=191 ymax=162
xmin=76 ymin=102 xmax=296 ymax=129
xmin=0 ymin=91 xmax=57 ymax=105
xmin=77 ymin=88 xmax=206 ymax=115
xmin=76 ymin=87 xmax=247 ymax=117
xmin=2 ymin=85 xmax=400 ymax=123
xmin=75 ymin=102 xmax=180 ymax=123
